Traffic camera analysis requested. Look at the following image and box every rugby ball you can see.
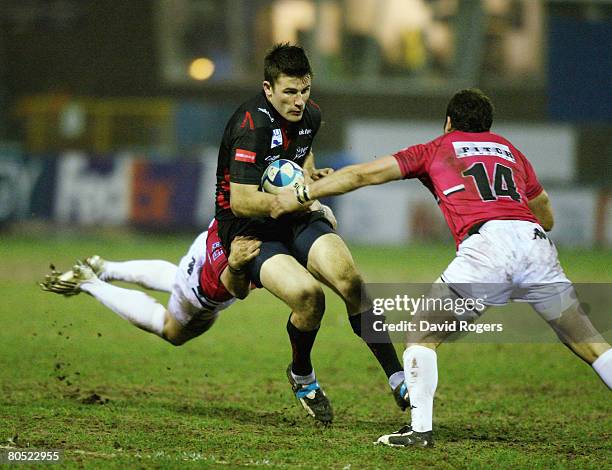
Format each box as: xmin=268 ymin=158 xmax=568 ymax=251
xmin=261 ymin=159 xmax=304 ymax=194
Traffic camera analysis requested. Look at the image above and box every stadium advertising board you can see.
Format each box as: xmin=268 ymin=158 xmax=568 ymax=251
xmin=0 ymin=156 xmax=54 ymax=223
xmin=52 ymin=153 xmax=202 ymax=227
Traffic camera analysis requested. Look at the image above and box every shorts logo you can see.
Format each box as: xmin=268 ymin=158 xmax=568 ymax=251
xmin=299 ymin=128 xmax=312 ymax=135
xmin=265 ymin=154 xmax=280 ymax=162
xmin=271 ymin=129 xmax=283 ymax=148
xmin=453 ymin=142 xmax=516 ymax=163
xmin=234 ymin=148 xmax=256 ymax=163
xmin=533 ymin=228 xmax=547 ymax=240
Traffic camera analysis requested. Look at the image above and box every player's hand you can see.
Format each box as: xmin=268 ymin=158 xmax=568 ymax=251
xmin=318 ymin=203 xmax=337 ymax=230
xmin=310 ymin=168 xmax=334 ymax=181
xmin=307 ymin=201 xmax=338 ymax=229
xmin=228 ymin=236 xmax=261 ymax=270
xmin=270 ymin=188 xmax=309 ymax=219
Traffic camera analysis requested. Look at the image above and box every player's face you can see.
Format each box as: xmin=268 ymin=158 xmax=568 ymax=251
xmin=263 ymin=74 xmax=311 ymax=122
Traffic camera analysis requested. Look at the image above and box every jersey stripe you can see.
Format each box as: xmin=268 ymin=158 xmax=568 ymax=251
xmin=442 ymin=184 xmax=466 ymax=196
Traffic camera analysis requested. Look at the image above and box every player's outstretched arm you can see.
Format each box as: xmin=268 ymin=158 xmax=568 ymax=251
xmin=271 ymin=155 xmax=402 ymax=218
xmin=220 ymin=236 xmax=261 ymax=299
xmin=527 ymin=189 xmax=554 ymax=231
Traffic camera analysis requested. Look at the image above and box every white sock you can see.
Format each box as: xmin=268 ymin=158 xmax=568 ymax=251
xmin=404 ymin=345 xmax=438 ymax=432
xmin=291 ymin=370 xmax=316 ymax=385
xmin=592 ymin=348 xmax=612 ymax=390
xmin=389 ymin=370 xmax=405 ymax=390
xmin=101 ymin=260 xmax=177 ymax=292
xmin=80 ymin=278 xmax=166 ymax=337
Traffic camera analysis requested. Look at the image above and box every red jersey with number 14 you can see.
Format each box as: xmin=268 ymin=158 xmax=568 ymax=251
xmin=393 ymin=130 xmax=543 ymax=247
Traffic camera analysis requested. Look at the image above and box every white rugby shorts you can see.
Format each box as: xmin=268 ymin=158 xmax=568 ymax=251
xmin=168 ymin=230 xmax=235 ymax=326
xmin=440 ymin=220 xmax=576 ymax=321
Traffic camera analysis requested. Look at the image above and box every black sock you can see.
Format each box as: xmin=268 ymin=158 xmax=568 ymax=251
xmin=349 ymin=310 xmax=402 ymax=378
xmin=287 ymin=315 xmax=320 ymax=376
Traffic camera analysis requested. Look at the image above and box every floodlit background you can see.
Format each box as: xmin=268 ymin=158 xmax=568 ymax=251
xmin=1 ymin=0 xmax=611 ymax=243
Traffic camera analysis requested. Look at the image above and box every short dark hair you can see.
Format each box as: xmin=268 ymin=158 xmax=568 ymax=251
xmin=446 ymin=88 xmax=494 ymax=132
xmin=264 ymin=43 xmax=312 ymax=86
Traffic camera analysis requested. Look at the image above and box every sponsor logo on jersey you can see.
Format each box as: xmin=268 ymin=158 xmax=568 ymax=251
xmin=265 ymin=154 xmax=280 ymax=162
xmin=212 ymin=241 xmax=222 ymax=250
xmin=258 ymin=107 xmax=274 ymax=122
xmin=453 ymin=142 xmax=516 ymax=163
xmin=299 ymin=128 xmax=312 ymax=135
xmin=234 ymin=148 xmax=256 ymax=163
xmin=212 ymin=248 xmax=224 ymax=261
xmin=295 ymin=146 xmax=309 ymax=159
xmin=271 ymin=128 xmax=283 ymax=148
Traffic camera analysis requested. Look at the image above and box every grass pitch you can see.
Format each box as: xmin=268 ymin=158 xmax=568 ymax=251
xmin=1 ymin=231 xmax=611 ymax=469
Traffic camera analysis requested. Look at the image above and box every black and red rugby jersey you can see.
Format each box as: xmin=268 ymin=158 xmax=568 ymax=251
xmin=214 ymin=91 xmax=321 ymax=247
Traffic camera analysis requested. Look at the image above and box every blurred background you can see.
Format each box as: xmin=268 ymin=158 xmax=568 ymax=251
xmin=1 ymin=0 xmax=611 ymax=246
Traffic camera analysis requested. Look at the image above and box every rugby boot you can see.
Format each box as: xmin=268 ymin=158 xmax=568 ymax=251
xmin=376 ymin=425 xmax=433 ymax=448
xmin=286 ymin=364 xmax=333 ymax=424
xmin=393 ymin=382 xmax=410 ymax=411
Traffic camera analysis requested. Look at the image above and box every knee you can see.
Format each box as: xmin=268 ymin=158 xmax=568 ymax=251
xmin=165 ymin=335 xmax=187 ymax=346
xmin=334 ymin=269 xmax=363 ymax=300
xmin=295 ymin=284 xmax=325 ymax=323
xmin=162 ymin=325 xmax=189 ymax=346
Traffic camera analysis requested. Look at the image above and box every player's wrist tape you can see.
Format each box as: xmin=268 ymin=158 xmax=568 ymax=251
xmin=295 ymin=184 xmax=311 ymax=204
xmin=228 ymin=265 xmax=245 ymax=275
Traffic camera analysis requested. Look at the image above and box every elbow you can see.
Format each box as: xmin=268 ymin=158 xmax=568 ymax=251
xmin=233 ymin=288 xmax=249 ymax=300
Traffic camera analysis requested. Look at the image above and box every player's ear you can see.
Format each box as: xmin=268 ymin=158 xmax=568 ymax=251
xmin=444 ymin=116 xmax=453 ymax=133
xmin=263 ymin=81 xmax=273 ymax=98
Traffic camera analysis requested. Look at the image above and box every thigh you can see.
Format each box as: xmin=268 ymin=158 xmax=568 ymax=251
xmin=305 ymin=233 xmax=357 ymax=281
xmin=245 ymin=240 xmax=292 ymax=288
xmin=259 ymin=253 xmax=323 ymax=313
xmin=305 ymin=232 xmax=368 ymax=311
xmin=163 ymin=310 xmax=218 ymax=345
xmin=406 ymin=279 xmax=485 ymax=347
xmin=442 ymin=234 xmax=514 ymax=306
xmin=290 ymin=213 xmax=335 ymax=267
xmin=510 ymin=227 xmax=574 ymax=319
